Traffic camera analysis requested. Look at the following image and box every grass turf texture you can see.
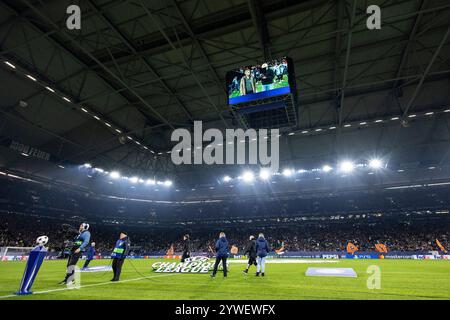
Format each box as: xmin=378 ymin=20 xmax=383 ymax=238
xmin=0 ymin=259 xmax=449 ymax=300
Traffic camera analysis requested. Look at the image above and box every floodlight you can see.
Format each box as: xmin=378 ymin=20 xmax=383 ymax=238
xmin=282 ymin=169 xmax=293 ymax=177
xmin=26 ymin=74 xmax=37 ymax=81
xmin=223 ymin=175 xmax=232 ymax=182
xmin=110 ymin=171 xmax=120 ymax=179
xmin=4 ymin=61 xmax=16 ymax=69
xmin=242 ymin=171 xmax=254 ymax=183
xmin=369 ymin=159 xmax=383 ymax=169
xmin=339 ymin=161 xmax=355 ymax=173
xmin=129 ymin=176 xmax=139 ymax=184
xmin=146 ymin=179 xmax=156 ymax=185
xmin=164 ymin=180 xmax=173 ymax=187
xmin=259 ymin=169 xmax=271 ymax=180
xmin=322 ymin=165 xmax=333 ymax=173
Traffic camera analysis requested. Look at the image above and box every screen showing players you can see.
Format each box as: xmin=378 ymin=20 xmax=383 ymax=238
xmin=226 ymin=57 xmax=293 ymax=105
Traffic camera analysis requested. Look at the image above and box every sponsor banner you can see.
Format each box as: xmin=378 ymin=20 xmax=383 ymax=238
xmin=152 ymin=256 xmax=227 ymax=273
xmin=321 ymin=254 xmax=340 ymax=259
xmin=385 ymin=255 xmax=416 ymax=259
xmin=3 ymin=253 xmax=450 ymax=262
xmin=3 ymin=138 xmax=52 ymax=161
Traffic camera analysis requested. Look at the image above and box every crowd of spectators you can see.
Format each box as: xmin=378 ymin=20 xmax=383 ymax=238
xmin=1 ymin=211 xmax=448 ymax=254
xmin=1 ymin=177 xmax=449 ymax=255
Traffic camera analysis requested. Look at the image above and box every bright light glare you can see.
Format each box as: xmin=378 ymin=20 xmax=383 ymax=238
xmin=129 ymin=176 xmax=139 ymax=184
xmin=4 ymin=61 xmax=16 ymax=69
xmin=223 ymin=175 xmax=232 ymax=182
xmin=369 ymin=159 xmax=383 ymax=169
xmin=83 ymin=163 xmax=92 ymax=168
xmin=322 ymin=165 xmax=333 ymax=173
xmin=164 ymin=180 xmax=173 ymax=187
xmin=146 ymin=179 xmax=156 ymax=185
xmin=110 ymin=171 xmax=120 ymax=179
xmin=242 ymin=171 xmax=254 ymax=182
xmin=282 ymin=169 xmax=293 ymax=177
xmin=339 ymin=161 xmax=355 ymax=173
xmin=259 ymin=169 xmax=271 ymax=180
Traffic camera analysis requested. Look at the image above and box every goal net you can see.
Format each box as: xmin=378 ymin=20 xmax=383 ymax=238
xmin=0 ymin=247 xmax=35 ymax=261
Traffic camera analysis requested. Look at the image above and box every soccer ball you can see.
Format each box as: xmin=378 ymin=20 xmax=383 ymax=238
xmin=36 ymin=235 xmax=49 ymax=247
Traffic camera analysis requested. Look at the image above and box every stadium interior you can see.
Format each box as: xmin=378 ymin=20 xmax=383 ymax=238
xmin=0 ymin=0 xmax=449 ymax=302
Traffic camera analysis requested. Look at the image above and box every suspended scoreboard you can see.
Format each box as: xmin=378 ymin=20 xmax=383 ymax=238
xmin=226 ymin=57 xmax=298 ymax=129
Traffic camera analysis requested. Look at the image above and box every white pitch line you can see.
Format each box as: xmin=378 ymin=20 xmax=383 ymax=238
xmin=0 ymin=273 xmax=177 ymax=299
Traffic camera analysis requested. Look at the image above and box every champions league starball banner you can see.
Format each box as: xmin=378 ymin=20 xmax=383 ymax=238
xmin=152 ymin=256 xmax=228 ymax=273
xmin=16 ymin=246 xmax=47 ymax=295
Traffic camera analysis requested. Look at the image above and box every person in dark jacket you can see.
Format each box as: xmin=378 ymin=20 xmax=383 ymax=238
xmin=111 ymin=231 xmax=131 ymax=282
xmin=255 ymin=233 xmax=270 ymax=277
xmin=243 ymin=235 xmax=257 ymax=274
xmin=260 ymin=63 xmax=275 ymax=91
xmin=181 ymin=234 xmax=191 ymax=263
xmin=211 ymin=232 xmax=229 ymax=278
xmin=59 ymin=223 xmax=91 ymax=285
xmin=82 ymin=242 xmax=96 ymax=269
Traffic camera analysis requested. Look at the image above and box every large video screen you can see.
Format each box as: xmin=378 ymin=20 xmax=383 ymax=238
xmin=226 ymin=57 xmax=294 ymax=105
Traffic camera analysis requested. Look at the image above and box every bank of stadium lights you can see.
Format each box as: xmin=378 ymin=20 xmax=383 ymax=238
xmin=164 ymin=180 xmax=173 ymax=187
xmin=242 ymin=171 xmax=254 ymax=183
xmin=129 ymin=176 xmax=139 ymax=184
xmin=4 ymin=61 xmax=16 ymax=69
xmin=259 ymin=169 xmax=271 ymax=180
xmin=26 ymin=74 xmax=37 ymax=81
xmin=369 ymin=159 xmax=384 ymax=169
xmin=339 ymin=161 xmax=355 ymax=173
xmin=289 ymin=110 xmax=450 ymax=137
xmin=110 ymin=171 xmax=120 ymax=179
xmin=2 ymin=59 xmax=155 ymax=155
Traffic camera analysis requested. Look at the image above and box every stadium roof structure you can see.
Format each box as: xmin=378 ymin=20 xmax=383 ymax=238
xmin=0 ymin=0 xmax=450 ymax=196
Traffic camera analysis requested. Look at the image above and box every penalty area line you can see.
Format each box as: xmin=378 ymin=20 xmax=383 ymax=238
xmin=0 ymin=273 xmax=177 ymax=299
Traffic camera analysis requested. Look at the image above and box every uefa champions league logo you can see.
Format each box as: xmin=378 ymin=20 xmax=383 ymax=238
xmin=152 ymin=256 xmax=228 ymax=273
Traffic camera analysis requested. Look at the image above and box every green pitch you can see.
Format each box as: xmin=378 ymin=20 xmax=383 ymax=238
xmin=0 ymin=259 xmax=449 ymax=300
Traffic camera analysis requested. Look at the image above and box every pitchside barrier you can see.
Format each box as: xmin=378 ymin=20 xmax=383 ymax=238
xmin=1 ymin=248 xmax=449 ymax=261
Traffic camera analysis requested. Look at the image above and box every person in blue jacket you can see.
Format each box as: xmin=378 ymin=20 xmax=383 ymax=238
xmin=59 ymin=223 xmax=91 ymax=285
xmin=255 ymin=233 xmax=270 ymax=277
xmin=82 ymin=242 xmax=96 ymax=269
xmin=111 ymin=231 xmax=131 ymax=282
xmin=211 ymin=232 xmax=229 ymax=278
